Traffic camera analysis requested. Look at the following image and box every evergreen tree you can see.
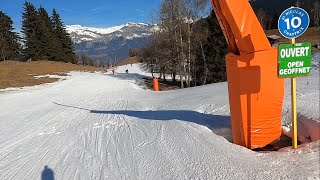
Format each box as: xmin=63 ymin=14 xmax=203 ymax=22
xmin=204 ymin=11 xmax=228 ymax=83
xmin=51 ymin=9 xmax=76 ymax=63
xmin=37 ymin=7 xmax=54 ymax=60
xmin=0 ymin=11 xmax=21 ymax=61
xmin=195 ymin=11 xmax=228 ymax=84
xmin=21 ymin=1 xmax=41 ymax=60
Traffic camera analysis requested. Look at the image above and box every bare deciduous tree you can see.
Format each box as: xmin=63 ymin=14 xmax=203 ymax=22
xmin=141 ymin=0 xmax=229 ymax=88
xmin=315 ymin=1 xmax=319 ymax=27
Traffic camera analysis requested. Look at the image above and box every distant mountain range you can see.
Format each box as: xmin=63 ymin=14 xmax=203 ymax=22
xmin=66 ymin=22 xmax=158 ymax=63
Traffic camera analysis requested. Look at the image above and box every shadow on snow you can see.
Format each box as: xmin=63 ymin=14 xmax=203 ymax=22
xmin=91 ymin=109 xmax=230 ymax=129
xmin=41 ymin=165 xmax=54 ymax=180
xmin=53 ymin=102 xmax=232 ymax=141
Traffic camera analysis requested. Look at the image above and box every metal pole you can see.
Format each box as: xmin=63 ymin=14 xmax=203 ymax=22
xmin=291 ymin=37 xmax=298 ymax=149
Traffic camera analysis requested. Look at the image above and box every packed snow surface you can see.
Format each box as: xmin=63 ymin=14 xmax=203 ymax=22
xmin=0 ymin=64 xmax=319 ymax=179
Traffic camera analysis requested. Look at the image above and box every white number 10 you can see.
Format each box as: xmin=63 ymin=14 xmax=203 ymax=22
xmin=284 ymin=17 xmax=302 ymax=30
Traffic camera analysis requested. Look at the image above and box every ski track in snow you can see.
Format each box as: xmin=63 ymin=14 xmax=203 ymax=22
xmin=0 ymin=65 xmax=319 ymax=180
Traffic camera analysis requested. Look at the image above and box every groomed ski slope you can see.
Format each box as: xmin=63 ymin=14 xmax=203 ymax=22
xmin=0 ymin=64 xmax=319 ymax=180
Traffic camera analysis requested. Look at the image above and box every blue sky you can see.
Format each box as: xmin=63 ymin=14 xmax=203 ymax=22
xmin=0 ymin=0 xmax=161 ymax=30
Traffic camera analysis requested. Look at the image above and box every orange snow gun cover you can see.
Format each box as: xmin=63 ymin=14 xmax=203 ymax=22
xmin=211 ymin=0 xmax=284 ymax=149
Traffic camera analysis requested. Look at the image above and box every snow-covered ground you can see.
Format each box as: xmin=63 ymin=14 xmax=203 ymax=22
xmin=281 ymin=53 xmax=320 ymax=143
xmin=0 ymin=63 xmax=319 ymax=179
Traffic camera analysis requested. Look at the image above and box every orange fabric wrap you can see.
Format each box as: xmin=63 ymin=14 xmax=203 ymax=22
xmin=226 ymin=49 xmax=284 ymax=148
xmin=211 ymin=0 xmax=271 ymax=54
xmin=211 ymin=0 xmax=285 ymax=148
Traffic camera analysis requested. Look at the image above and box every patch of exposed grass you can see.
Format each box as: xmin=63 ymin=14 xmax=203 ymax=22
xmin=0 ymin=60 xmax=97 ymax=89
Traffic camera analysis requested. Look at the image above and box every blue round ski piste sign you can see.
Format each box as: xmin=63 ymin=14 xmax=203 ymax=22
xmin=278 ymin=7 xmax=310 ymax=39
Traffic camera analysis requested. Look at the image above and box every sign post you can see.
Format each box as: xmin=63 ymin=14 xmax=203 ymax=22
xmin=291 ymin=38 xmax=298 ymax=149
xmin=278 ymin=7 xmax=310 ymax=149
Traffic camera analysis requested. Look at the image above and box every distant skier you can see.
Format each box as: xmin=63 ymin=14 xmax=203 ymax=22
xmin=126 ymin=69 xmax=129 ymax=73
xmin=112 ymin=69 xmax=115 ymax=74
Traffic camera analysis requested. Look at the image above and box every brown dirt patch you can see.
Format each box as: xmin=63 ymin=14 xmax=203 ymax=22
xmin=0 ymin=60 xmax=97 ymax=89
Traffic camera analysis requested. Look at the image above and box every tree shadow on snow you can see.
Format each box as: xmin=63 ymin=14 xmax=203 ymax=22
xmin=106 ymin=73 xmax=147 ymax=81
xmin=106 ymin=73 xmax=148 ymax=87
xmin=92 ymin=109 xmax=232 ymax=141
xmin=53 ymin=102 xmax=232 ymax=142
xmin=93 ymin=109 xmax=228 ymax=127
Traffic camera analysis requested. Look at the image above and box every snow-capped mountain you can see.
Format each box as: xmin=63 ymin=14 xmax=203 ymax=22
xmin=66 ymin=22 xmax=156 ymax=43
xmin=66 ymin=23 xmax=157 ymax=62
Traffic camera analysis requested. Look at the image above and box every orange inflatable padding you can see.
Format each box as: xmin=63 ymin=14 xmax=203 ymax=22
xmin=226 ymin=48 xmax=284 ymax=149
xmin=211 ymin=0 xmax=271 ymax=54
xmin=153 ymin=77 xmax=159 ymax=91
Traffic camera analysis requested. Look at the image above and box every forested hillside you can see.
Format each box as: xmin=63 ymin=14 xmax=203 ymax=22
xmin=251 ymin=0 xmax=319 ymax=29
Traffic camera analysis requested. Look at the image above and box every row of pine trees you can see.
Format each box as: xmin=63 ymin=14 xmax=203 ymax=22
xmin=0 ymin=2 xmax=76 ymax=63
xmin=0 ymin=11 xmax=20 ymax=61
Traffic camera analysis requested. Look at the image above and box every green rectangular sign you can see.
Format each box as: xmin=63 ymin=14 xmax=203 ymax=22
xmin=278 ymin=42 xmax=312 ymax=78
